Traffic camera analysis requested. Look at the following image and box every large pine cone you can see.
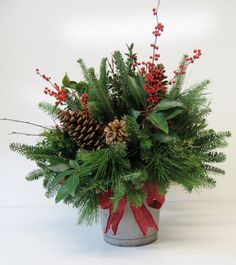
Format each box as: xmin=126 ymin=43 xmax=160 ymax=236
xmin=58 ymin=110 xmax=105 ymax=150
xmin=104 ymin=119 xmax=128 ymax=145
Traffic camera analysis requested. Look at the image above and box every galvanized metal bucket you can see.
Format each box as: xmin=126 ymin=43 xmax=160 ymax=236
xmin=99 ymin=203 xmax=160 ymax=247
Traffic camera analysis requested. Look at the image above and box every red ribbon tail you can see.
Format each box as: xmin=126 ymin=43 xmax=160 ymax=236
xmin=131 ymin=204 xmax=158 ymax=236
xmin=104 ymin=197 xmax=127 ymax=236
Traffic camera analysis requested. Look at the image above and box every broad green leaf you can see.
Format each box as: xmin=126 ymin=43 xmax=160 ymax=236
xmin=65 ymin=173 xmax=81 ymax=196
xmin=136 ymin=74 xmax=145 ymax=87
xmin=165 ymin=109 xmax=184 ymax=120
xmin=153 ymin=131 xmax=180 ymax=143
xmin=69 ymin=160 xmax=80 ymax=169
xmin=55 ymin=185 xmax=69 ymax=203
xmin=128 ymin=76 xmax=146 ymax=107
xmin=47 ymin=162 xmax=71 ymax=173
xmin=154 ymin=99 xmax=185 ymax=111
xmin=138 ymin=127 xmax=152 ymax=139
xmin=76 ymin=81 xmax=89 ymax=92
xmin=147 ymin=112 xmax=169 ymax=134
xmin=68 ymin=81 xmax=78 ymax=90
xmin=62 ymin=73 xmax=70 ymax=87
xmin=51 ymin=169 xmax=75 ymax=187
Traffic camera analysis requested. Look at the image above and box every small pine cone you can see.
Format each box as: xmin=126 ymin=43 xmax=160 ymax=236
xmin=104 ymin=119 xmax=128 ymax=145
xmin=58 ymin=109 xmax=105 ymax=150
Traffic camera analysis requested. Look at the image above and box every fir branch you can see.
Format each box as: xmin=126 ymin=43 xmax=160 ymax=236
xmin=169 ymin=55 xmax=189 ymax=97
xmin=204 ymin=164 xmax=225 ymax=175
xmin=38 ymin=102 xmax=58 ymax=119
xmin=77 ymin=59 xmax=97 ymax=89
xmin=99 ymin=57 xmax=108 ymax=92
xmin=124 ymin=115 xmax=139 ymax=148
xmin=113 ymin=51 xmax=130 ymax=98
xmin=26 ymin=169 xmax=45 ymax=181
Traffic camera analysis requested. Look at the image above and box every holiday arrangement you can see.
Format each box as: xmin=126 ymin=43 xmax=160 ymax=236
xmin=4 ymin=2 xmax=231 ymax=246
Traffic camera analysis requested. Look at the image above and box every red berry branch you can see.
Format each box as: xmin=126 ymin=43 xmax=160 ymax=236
xmin=133 ymin=1 xmax=167 ymax=112
xmin=131 ymin=0 xmax=203 ymax=112
xmin=170 ymin=49 xmax=202 ymax=85
xmin=81 ymin=93 xmax=90 ymax=115
xmin=36 ymin=69 xmax=67 ymax=106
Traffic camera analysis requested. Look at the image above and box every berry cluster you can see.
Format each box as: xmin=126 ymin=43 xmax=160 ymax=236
xmin=142 ymin=65 xmax=167 ymax=111
xmin=36 ymin=69 xmax=67 ymax=105
xmin=132 ymin=8 xmax=167 ymax=112
xmin=170 ymin=49 xmax=202 ymax=85
xmin=186 ymin=49 xmax=202 ymax=63
xmin=81 ymin=93 xmax=90 ymax=115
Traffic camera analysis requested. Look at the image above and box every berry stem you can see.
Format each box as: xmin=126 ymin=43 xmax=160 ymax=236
xmin=152 ymin=0 xmax=161 ymax=64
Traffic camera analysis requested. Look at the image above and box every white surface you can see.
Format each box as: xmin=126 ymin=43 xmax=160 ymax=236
xmin=1 ymin=201 xmax=236 ymax=265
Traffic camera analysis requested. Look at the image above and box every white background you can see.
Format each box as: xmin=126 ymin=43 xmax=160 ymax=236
xmin=0 ymin=1 xmax=236 ymax=264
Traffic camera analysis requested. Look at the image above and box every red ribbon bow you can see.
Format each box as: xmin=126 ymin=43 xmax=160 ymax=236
xmin=98 ymin=182 xmax=165 ymax=236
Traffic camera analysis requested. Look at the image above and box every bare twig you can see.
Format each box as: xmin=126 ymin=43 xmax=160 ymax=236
xmin=0 ymin=118 xmax=50 ymax=130
xmin=8 ymin=131 xmax=44 ymax=137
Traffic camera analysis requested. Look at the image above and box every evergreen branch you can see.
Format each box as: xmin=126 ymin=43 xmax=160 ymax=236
xmin=99 ymin=57 xmax=108 ymax=91
xmin=77 ymin=59 xmax=97 ymax=89
xmin=26 ymin=169 xmax=45 ymax=181
xmin=169 ymin=55 xmax=189 ymax=97
xmin=113 ymin=51 xmax=130 ymax=97
xmin=38 ymin=102 xmax=59 ymax=119
xmin=204 ymin=164 xmax=225 ymax=175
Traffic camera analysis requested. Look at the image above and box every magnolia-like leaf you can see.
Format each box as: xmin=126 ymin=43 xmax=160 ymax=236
xmin=68 ymin=81 xmax=78 ymax=90
xmin=47 ymin=162 xmax=71 ymax=173
xmin=153 ymin=131 xmax=180 ymax=143
xmin=62 ymin=73 xmax=70 ymax=87
xmin=147 ymin=112 xmax=169 ymax=134
xmin=165 ymin=109 xmax=184 ymax=120
xmin=69 ymin=160 xmax=80 ymax=169
xmin=76 ymin=81 xmax=89 ymax=92
xmin=155 ymin=99 xmax=185 ymax=111
xmin=51 ymin=169 xmax=75 ymax=187
xmin=55 ymin=185 xmax=69 ymax=203
xmin=128 ymin=76 xmax=146 ymax=108
xmin=65 ymin=173 xmax=81 ymax=196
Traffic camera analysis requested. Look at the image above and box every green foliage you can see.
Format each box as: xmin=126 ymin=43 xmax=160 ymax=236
xmin=99 ymin=57 xmax=108 ymax=91
xmin=147 ymin=112 xmax=169 ymax=134
xmin=169 ymin=55 xmax=189 ymax=98
xmin=113 ymin=51 xmax=130 ymax=99
xmin=9 ymin=47 xmax=231 ymax=226
xmin=38 ymin=102 xmax=58 ymax=119
xmin=124 ymin=115 xmax=140 ymax=150
xmin=127 ymin=75 xmax=147 ymax=110
xmin=78 ymin=58 xmax=115 ymax=121
xmin=125 ymin=43 xmax=137 ymax=76
xmin=26 ymin=169 xmax=45 ymax=181
xmin=77 ymin=59 xmax=97 ymax=89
